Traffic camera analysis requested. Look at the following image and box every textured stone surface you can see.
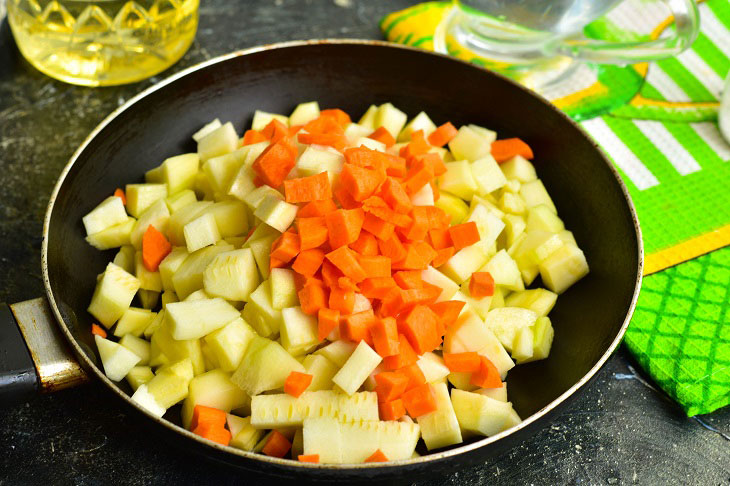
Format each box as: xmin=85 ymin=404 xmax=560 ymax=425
xmin=0 ymin=1 xmax=728 ymax=484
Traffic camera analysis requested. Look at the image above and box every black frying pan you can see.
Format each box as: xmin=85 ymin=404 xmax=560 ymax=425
xmin=0 ymin=40 xmax=642 ymax=483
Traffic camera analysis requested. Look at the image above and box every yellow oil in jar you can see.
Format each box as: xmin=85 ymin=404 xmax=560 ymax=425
xmin=7 ymin=0 xmax=199 ymax=86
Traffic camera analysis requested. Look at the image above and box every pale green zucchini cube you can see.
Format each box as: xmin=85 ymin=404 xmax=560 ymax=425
xmin=113 ymin=245 xmax=136 ymax=274
xmin=484 ymin=307 xmax=538 ymax=351
xmin=184 ymin=212 xmax=221 ymax=252
xmin=526 ymin=204 xmax=565 ymax=233
xmin=248 ymin=234 xmax=279 ymax=279
xmin=119 ymin=334 xmax=151 ymax=365
xmin=269 ymin=268 xmax=299 ymax=310
xmin=143 ymin=309 xmax=166 ymax=338
xmin=280 ymin=307 xmax=319 ymax=356
xmin=150 ymin=321 xmax=204 ymax=375
xmin=417 ymin=382 xmax=463 ymax=450
xmin=357 ymin=104 xmax=379 ymax=130
xmin=227 ymin=164 xmax=258 ymax=202
xmin=86 ymin=217 xmax=135 ymax=250
xmin=229 ymin=416 xmax=264 ymax=451
xmin=499 ymin=155 xmax=537 ymax=182
xmin=519 ymin=179 xmax=557 ymax=213
xmin=203 ymin=248 xmax=259 ymax=301
xmin=440 ymin=241 xmax=493 ymax=284
xmin=126 ymin=365 xmax=154 ymax=391
xmin=138 ymin=289 xmax=159 ymax=310
xmin=201 ymin=200 xmax=249 ymax=238
xmin=476 ymin=383 xmax=508 ymax=402
xmin=410 ymin=182 xmax=435 ymax=206
xmin=159 ymin=246 xmax=189 ymax=291
xmin=231 ymin=336 xmax=304 ymax=395
xmin=467 ymin=204 xmax=505 ymax=246
xmin=439 ymin=160 xmax=478 ymax=200
xmin=82 ymin=196 xmax=128 ymax=236
xmin=448 ymin=125 xmax=491 ymax=161
xmin=159 ymin=153 xmax=199 ymax=195
xmin=374 ymin=103 xmax=407 ymax=140
xmin=170 ymin=202 xmax=214 ymax=247
xmin=88 ymin=263 xmax=141 ymax=328
xmin=242 ymin=185 xmax=284 ymax=211
xmin=165 ymin=297 xmax=240 ymax=340
xmin=95 ymin=334 xmax=141 ymax=381
xmin=289 ymin=101 xmax=320 ymax=126
xmin=135 ymin=252 xmax=162 ymax=292
xmin=146 ymin=358 xmax=194 ymax=408
xmin=113 ymin=307 xmax=154 ymax=337
xmin=434 ymin=191 xmax=470 ymax=225
xmin=511 ymin=326 xmax=534 ymax=362
xmin=332 ymin=341 xmax=382 ymax=396
xmin=451 ymin=389 xmax=514 ymax=437
xmin=504 ymin=288 xmax=557 ymax=317
xmin=192 ymin=118 xmax=222 ymax=142
xmin=204 ymin=317 xmax=257 ymax=371
xmin=303 ymin=354 xmax=339 ymax=391
xmin=197 ymin=121 xmax=238 ymax=161
xmin=417 ymin=352 xmax=450 ymax=384
xmin=466 ymin=124 xmax=497 ymax=144
xmin=130 ymin=384 xmax=166 ymax=417
xmin=254 ymin=195 xmax=298 ymax=233
xmin=421 ymin=266 xmax=459 ymax=302
xmin=481 ymin=249 xmax=524 ymax=291
xmin=344 ymin=123 xmax=372 ymax=144
xmin=314 ymin=339 xmax=357 ymax=367
xmin=125 ymin=183 xmax=168 ymax=219
xmin=503 ymin=214 xmax=526 ymax=248
xmin=241 ymin=280 xmax=282 ymax=337
xmin=250 ymin=390 xmax=378 ymax=428
xmin=538 ymin=243 xmax=589 ymax=294
xmin=471 ymin=155 xmax=507 ymax=195
xmin=499 ymin=192 xmax=526 ymax=215
xmin=160 ymin=290 xmax=178 ymax=308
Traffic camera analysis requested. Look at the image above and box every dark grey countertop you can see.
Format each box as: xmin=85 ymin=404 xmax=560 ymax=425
xmin=0 ymin=1 xmax=728 ymax=484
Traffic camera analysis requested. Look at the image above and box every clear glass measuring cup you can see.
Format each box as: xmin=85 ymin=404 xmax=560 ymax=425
xmin=434 ymin=0 xmax=700 ymax=89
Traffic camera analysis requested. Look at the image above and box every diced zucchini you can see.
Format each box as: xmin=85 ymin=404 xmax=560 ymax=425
xmin=168 ymin=201 xmax=214 ymax=246
xmin=243 ymin=185 xmax=284 ymax=211
xmin=471 ymin=155 xmax=507 ymax=195
xmin=519 ymin=179 xmax=557 ymax=213
xmin=251 ymin=390 xmax=378 ymax=428
xmin=503 ymin=214 xmax=526 ymax=248
xmin=511 ymin=326 xmax=534 ymax=362
xmin=119 ymin=334 xmax=151 ymax=365
xmin=125 ymin=183 xmax=168 ymax=219
xmin=421 ymin=266 xmax=459 ymax=302
xmin=160 ymin=153 xmax=199 ymax=195
xmin=229 ymin=416 xmax=265 ymax=451
xmin=270 ymin=268 xmax=299 ymax=310
xmin=302 ymin=354 xmax=339 ymax=391
xmin=280 ymin=307 xmax=319 ymax=356
xmin=499 ymin=155 xmax=537 ymax=182
xmin=113 ymin=245 xmax=136 ymax=275
xmin=248 ymin=234 xmax=279 ymax=279
xmin=440 ymin=241 xmax=493 ymax=284
xmin=130 ymin=199 xmax=170 ymax=249
xmin=332 ymin=341 xmax=382 ymax=396
xmin=251 ymin=111 xmax=288 ymax=131
xmin=449 ymin=126 xmax=492 ymax=161
xmin=374 ymin=103 xmax=408 ymax=140
xmin=184 ymin=212 xmax=221 ymax=252
xmin=519 ymin=316 xmax=554 ymax=363
xmin=481 ymin=249 xmax=524 ymax=291
xmin=146 ymin=358 xmax=194 ymax=408
xmin=150 ymin=321 xmax=204 ymax=375
xmin=289 ymin=101 xmax=320 ymax=126
xmin=82 ymin=196 xmax=128 ymax=236
xmin=439 ymin=160 xmax=478 ymax=200
xmin=159 ymin=246 xmax=189 ymax=291
xmin=181 ymin=369 xmax=250 ymax=428
xmin=538 ymin=243 xmax=589 ymax=294
xmin=526 ymin=204 xmax=565 ymax=233
xmin=130 ymin=384 xmax=166 ymax=417
xmin=241 ymin=280 xmax=282 ymax=337
xmin=484 ymin=307 xmax=538 ymax=351
xmin=358 ymin=104 xmax=379 ymax=130
xmin=197 ymin=122 xmax=239 ymax=161
xmin=417 ymin=382 xmax=463 ymax=450
xmin=95 ymin=334 xmax=141 ymax=381
xmin=160 ymin=290 xmax=178 ymax=308
xmin=88 ymin=263 xmax=141 ymax=328
xmin=166 ymin=298 xmax=240 ymax=340
xmin=468 ymin=204 xmax=505 ymax=246
xmin=135 ymin=252 xmax=162 ymax=292
xmin=504 ymin=288 xmax=557 ymax=317
xmin=202 ymin=200 xmax=249 ymax=238
xmin=254 ymin=195 xmax=298 ymax=233
xmin=137 ymin=289 xmax=159 ymax=310
xmin=397 ymin=111 xmax=436 ymax=142
xmin=230 ymin=336 xmax=304 ymax=396
xmin=417 ymin=352 xmax=450 ymax=384
xmin=204 ymin=317 xmax=257 ymax=371
xmin=85 ymin=217 xmax=135 ymax=250
xmin=203 ymin=248 xmax=259 ymax=301
xmin=434 ymin=191 xmax=470 ymax=225
xmin=451 ymin=388 xmax=515 ymax=437
xmin=314 ymin=340 xmax=357 ymax=367
xmin=113 ymin=307 xmax=154 ymax=337
xmin=192 ymin=118 xmax=222 ymax=142
xmin=126 ymin=365 xmax=154 ymax=391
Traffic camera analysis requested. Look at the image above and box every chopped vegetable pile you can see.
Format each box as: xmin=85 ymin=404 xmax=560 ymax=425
xmin=82 ymin=101 xmax=589 ymax=463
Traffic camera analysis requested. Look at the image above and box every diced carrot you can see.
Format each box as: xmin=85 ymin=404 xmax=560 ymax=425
xmin=402 ymin=164 xmax=434 ymax=197
xmin=297 ymin=217 xmax=328 ymax=251
xmin=398 ymin=305 xmax=441 ymax=355
xmin=271 ymin=231 xmax=300 ymax=263
xmin=367 ymin=126 xmax=395 ymax=148
xmin=341 ymin=309 xmax=376 ymax=343
xmin=393 ymin=270 xmax=423 ymax=290
xmin=344 ymin=146 xmax=389 ymax=172
xmin=298 ymin=198 xmax=337 ymax=217
xmin=253 ymin=176 xmax=265 ymax=188
xmin=491 ymin=137 xmax=534 ymax=162
xmin=428 ymin=228 xmax=452 ymax=250
xmin=424 ymin=206 xmax=450 ymax=230
xmin=298 ymin=132 xmax=347 ymax=152
xmin=251 ymin=137 xmax=298 ymax=188
xmin=374 ymin=371 xmax=409 ymax=402
xmin=364 ymin=449 xmax=389 ymax=463
xmin=470 ymin=356 xmax=503 ymax=388
xmin=381 ymin=285 xmax=441 ymax=317
xmin=378 ymin=399 xmax=406 ymax=421
xmin=91 ymin=323 xmax=107 ymax=338
xmin=192 ymin=423 xmax=232 ymax=446
xmin=469 ymin=271 xmax=495 ymax=298
xmin=317 ymin=308 xmax=340 ymax=341
xmin=360 ymin=277 xmax=398 ymax=300
xmin=430 ymin=181 xmax=440 ymax=202
xmin=443 ymin=352 xmax=481 ymax=372
xmin=362 ymin=196 xmax=413 ymax=228
xmin=397 ymin=363 xmax=426 ymax=391
xmin=350 ymin=231 xmax=379 ymax=256
xmin=113 ymin=188 xmax=126 ymax=205
xmin=325 ymin=208 xmax=364 ymax=249
xmin=298 ymin=454 xmax=320 ymax=463
xmin=261 ymin=119 xmax=289 ymax=142
xmin=404 ymin=207 xmax=430 ymax=241
xmin=242 ymin=129 xmax=268 ymax=146
xmin=326 ymin=246 xmax=368 ymax=283
xmin=190 ymin=405 xmax=227 ymax=431
xmin=448 ymin=222 xmax=481 ymax=251
xmin=378 ymin=235 xmax=407 ymax=262
xmin=298 ymin=278 xmax=328 ymax=315
xmin=284 ymin=371 xmax=313 ymax=397
xmin=362 ymin=212 xmax=395 ymax=241
xmin=358 ymin=255 xmax=391 ymax=279
xmin=284 ymin=172 xmax=332 ymax=204
xmin=337 ymin=277 xmax=360 ymax=292
xmin=401 ymin=383 xmax=437 ymax=417
xmin=432 ymin=247 xmax=455 ymax=268
xmin=329 ymin=287 xmax=355 ymax=314
xmin=383 ymin=334 xmax=418 ymax=370
xmin=288 ymin=125 xmax=303 ymax=136
xmin=392 ymin=242 xmax=436 ymax=271
xmin=319 ymin=108 xmax=351 ymax=127
xmin=380 ymin=177 xmax=413 ymax=215
xmin=334 ymin=185 xmax=360 ymax=210
xmin=383 ymin=153 xmax=407 ymax=178
xmin=292 ymin=248 xmax=326 ymax=277
xmin=370 ymin=316 xmax=399 ymax=357
xmin=142 ymin=225 xmax=172 ymax=272
xmin=399 ymin=130 xmax=430 ymax=159
xmin=429 ymin=300 xmax=466 ymax=329
xmin=304 ymin=115 xmax=344 ymax=135
xmin=340 ymin=163 xmax=385 ymax=202
xmin=270 ymin=256 xmax=287 ymax=271
xmin=427 ymin=122 xmax=458 ymax=147
xmin=321 ymin=260 xmax=343 ymax=288
xmin=262 ymin=430 xmax=292 ymax=458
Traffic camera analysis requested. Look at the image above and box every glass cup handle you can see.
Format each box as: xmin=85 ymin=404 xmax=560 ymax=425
xmin=556 ymin=0 xmax=700 ymax=63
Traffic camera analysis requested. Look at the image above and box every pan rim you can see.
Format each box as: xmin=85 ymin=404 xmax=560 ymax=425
xmin=41 ymin=38 xmax=644 ymax=471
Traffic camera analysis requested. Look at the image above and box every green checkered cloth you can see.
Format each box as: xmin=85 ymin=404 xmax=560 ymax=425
xmin=382 ymin=0 xmax=730 ymax=415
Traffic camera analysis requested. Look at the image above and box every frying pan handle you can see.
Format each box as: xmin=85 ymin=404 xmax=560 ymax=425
xmin=0 ymin=298 xmax=89 ymax=406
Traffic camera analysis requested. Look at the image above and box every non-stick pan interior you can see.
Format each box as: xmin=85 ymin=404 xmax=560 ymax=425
xmin=45 ymin=41 xmax=640 ymax=422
